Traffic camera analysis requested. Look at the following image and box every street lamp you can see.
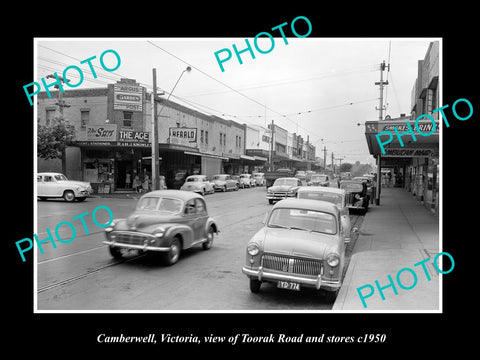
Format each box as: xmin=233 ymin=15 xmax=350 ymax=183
xmin=151 ymin=66 xmax=192 ymax=190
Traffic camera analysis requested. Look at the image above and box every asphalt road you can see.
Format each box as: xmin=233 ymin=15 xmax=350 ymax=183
xmin=36 ymin=186 xmax=363 ymax=311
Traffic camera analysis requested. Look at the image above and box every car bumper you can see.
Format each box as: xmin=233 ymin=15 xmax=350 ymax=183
xmin=241 ymin=266 xmax=341 ymax=291
xmin=266 ymin=193 xmax=295 ymax=200
xmin=103 ymin=240 xmax=170 ymax=252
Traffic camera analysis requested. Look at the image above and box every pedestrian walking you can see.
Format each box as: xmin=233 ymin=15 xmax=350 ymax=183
xmin=125 ymin=171 xmax=131 ymax=189
xmin=143 ymin=173 xmax=150 ymax=193
xmin=133 ymin=173 xmax=141 ymax=193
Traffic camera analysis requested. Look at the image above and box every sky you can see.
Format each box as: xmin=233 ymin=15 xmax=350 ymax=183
xmin=35 ymin=37 xmax=439 ymax=166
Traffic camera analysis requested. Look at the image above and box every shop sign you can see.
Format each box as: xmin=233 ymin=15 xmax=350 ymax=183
xmin=169 ymin=127 xmax=197 ymax=145
xmin=118 ymin=130 xmax=150 ymax=143
xmin=86 ymin=124 xmax=117 ymax=141
xmin=114 ymin=84 xmax=143 ymax=111
xmin=383 ymin=148 xmax=434 ymax=157
xmin=380 ymin=121 xmax=439 ymax=135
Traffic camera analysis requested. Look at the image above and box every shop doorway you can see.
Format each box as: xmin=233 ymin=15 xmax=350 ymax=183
xmin=117 ymin=160 xmax=134 ymax=190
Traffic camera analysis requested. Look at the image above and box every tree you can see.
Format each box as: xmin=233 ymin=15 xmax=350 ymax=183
xmin=340 ymin=162 xmax=353 ymax=172
xmin=38 ymin=117 xmax=76 ymax=173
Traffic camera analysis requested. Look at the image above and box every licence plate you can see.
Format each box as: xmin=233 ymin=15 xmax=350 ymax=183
xmin=277 ymin=281 xmax=300 ymax=291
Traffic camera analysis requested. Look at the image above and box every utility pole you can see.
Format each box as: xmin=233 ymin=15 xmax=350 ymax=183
xmin=269 ymin=120 xmax=275 ymax=171
xmin=331 ymin=152 xmax=334 ymax=173
xmin=322 ymin=146 xmax=327 ymax=173
xmin=46 ymin=74 xmax=70 ymax=115
xmin=375 ymin=60 xmax=389 ymax=120
xmin=151 ymin=69 xmax=160 ymax=191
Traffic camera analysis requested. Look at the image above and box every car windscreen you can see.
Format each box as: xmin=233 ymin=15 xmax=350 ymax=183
xmin=268 ymin=208 xmax=337 ymax=235
xmin=273 ymin=178 xmax=297 ymax=186
xmin=186 ymin=177 xmax=199 ymax=182
xmin=341 ymin=183 xmax=363 ymax=191
xmin=136 ymin=197 xmax=183 ymax=213
xmin=54 ymin=174 xmax=68 ymax=181
xmin=298 ymin=192 xmax=342 ymax=206
xmin=213 ymin=175 xmax=226 ymax=180
xmin=311 ymin=175 xmax=327 ymax=181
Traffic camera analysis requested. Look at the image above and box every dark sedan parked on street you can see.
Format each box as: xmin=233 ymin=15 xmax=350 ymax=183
xmin=266 ymin=177 xmax=302 ymax=204
xmin=103 ymin=190 xmax=219 ymax=265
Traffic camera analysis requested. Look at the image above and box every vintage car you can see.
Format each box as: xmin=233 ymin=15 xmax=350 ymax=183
xmin=340 ymin=180 xmax=369 ymax=214
xmin=266 ymin=177 xmax=302 ymax=204
xmin=238 ymin=174 xmax=256 ymax=188
xmin=252 ymin=172 xmax=266 ymax=186
xmin=297 ymin=186 xmax=354 ymax=243
xmin=352 ymin=176 xmax=374 ymax=203
xmin=242 ymin=198 xmax=345 ymax=299
xmin=180 ymin=175 xmax=215 ymax=195
xmin=308 ymin=174 xmax=330 ymax=187
xmin=103 ymin=190 xmax=219 ymax=265
xmin=211 ymin=174 xmax=239 ymax=192
xmin=37 ymin=172 xmax=93 ymax=202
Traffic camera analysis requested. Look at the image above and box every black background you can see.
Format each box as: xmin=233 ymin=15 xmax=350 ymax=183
xmin=6 ymin=3 xmax=474 ymax=355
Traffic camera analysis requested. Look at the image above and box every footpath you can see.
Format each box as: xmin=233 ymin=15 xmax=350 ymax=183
xmin=333 ymin=187 xmax=440 ymax=311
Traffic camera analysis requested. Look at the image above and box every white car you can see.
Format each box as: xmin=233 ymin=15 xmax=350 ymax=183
xmin=180 ymin=175 xmax=215 ymax=195
xmin=238 ymin=174 xmax=256 ymax=188
xmin=37 ymin=172 xmax=93 ymax=202
xmin=252 ymin=172 xmax=266 ymax=186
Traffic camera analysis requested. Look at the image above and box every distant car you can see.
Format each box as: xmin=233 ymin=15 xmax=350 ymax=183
xmin=242 ymin=198 xmax=345 ymax=300
xmin=266 ymin=177 xmax=302 ymax=204
xmin=340 ymin=180 xmax=369 ymax=214
xmin=252 ymin=172 xmax=266 ymax=186
xmin=211 ymin=174 xmax=239 ymax=192
xmin=37 ymin=172 xmax=93 ymax=202
xmin=297 ymin=186 xmax=354 ymax=243
xmin=239 ymin=174 xmax=256 ymax=188
xmin=180 ymin=175 xmax=214 ymax=195
xmin=104 ymin=190 xmax=219 ymax=265
xmin=308 ymin=174 xmax=330 ymax=187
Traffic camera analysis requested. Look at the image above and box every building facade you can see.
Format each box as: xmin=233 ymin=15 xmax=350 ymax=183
xmin=364 ymin=41 xmax=440 ymax=213
xmin=37 ymin=78 xmax=256 ymax=192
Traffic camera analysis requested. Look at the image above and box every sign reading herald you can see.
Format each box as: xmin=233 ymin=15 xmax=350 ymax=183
xmin=169 ymin=127 xmax=197 ymax=142
xmin=114 ymin=84 xmax=143 ymax=111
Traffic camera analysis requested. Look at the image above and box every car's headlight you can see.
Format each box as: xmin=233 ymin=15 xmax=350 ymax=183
xmin=153 ymin=227 xmax=166 ymax=237
xmin=326 ymin=253 xmax=340 ymax=267
xmin=105 ymin=220 xmax=117 ymax=232
xmin=247 ymin=242 xmax=260 ymax=256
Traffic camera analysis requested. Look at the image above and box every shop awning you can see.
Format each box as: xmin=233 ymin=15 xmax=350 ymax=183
xmin=184 ymin=151 xmax=229 ymax=160
xmin=365 ymin=117 xmax=439 ymax=157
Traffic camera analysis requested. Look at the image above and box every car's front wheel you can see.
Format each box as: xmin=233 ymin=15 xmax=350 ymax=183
xmin=63 ymin=190 xmax=75 ymax=202
xmin=249 ymin=278 xmax=262 ymax=293
xmin=202 ymin=227 xmax=214 ymax=250
xmin=109 ymin=246 xmax=123 ymax=259
xmin=163 ymin=237 xmax=181 ymax=266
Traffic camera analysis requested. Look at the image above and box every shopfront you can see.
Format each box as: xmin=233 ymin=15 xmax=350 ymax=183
xmin=77 ymin=124 xmax=151 ymax=193
xmin=364 ymin=117 xmax=439 ymax=213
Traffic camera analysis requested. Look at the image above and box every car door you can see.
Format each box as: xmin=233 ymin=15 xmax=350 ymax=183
xmin=37 ymin=175 xmax=46 ymax=197
xmin=226 ymin=175 xmax=234 ymax=190
xmin=42 ymin=175 xmax=60 ymax=196
xmin=194 ymin=198 xmax=209 ymax=240
xmin=182 ymin=199 xmax=199 ymax=247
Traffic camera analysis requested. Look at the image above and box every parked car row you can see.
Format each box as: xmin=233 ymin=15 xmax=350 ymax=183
xmin=180 ymin=173 xmax=266 ymax=195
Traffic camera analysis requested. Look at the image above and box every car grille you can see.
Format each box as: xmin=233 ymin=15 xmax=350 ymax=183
xmin=113 ymin=232 xmax=153 ymax=246
xmin=262 ymin=253 xmax=322 ymax=277
xmin=271 ymin=191 xmax=287 ymax=197
xmin=345 ymin=193 xmax=356 ymax=205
